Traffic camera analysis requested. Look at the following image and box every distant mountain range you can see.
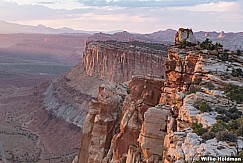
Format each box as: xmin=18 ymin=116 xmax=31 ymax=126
xmin=0 ymin=21 xmax=242 ymax=50
xmin=88 ymin=30 xmax=243 ymax=50
xmin=0 ymin=21 xmax=123 ymax=34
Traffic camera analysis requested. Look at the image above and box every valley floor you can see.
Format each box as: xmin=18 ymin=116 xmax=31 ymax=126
xmin=0 ymin=72 xmax=81 ymax=163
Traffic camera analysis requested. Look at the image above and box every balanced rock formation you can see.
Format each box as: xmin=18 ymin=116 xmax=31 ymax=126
xmin=175 ymin=28 xmax=197 ymax=45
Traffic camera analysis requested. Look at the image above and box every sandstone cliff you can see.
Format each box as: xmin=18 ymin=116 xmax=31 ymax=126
xmin=76 ymin=29 xmax=243 ymax=163
xmin=83 ymin=41 xmax=166 ymax=83
xmin=43 ymin=40 xmax=167 ymax=127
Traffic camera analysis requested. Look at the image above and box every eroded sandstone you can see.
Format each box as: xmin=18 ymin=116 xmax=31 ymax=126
xmin=76 ymin=28 xmax=243 ymax=163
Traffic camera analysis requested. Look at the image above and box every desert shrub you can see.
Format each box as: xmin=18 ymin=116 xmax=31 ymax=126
xmin=199 ymin=39 xmax=223 ymax=51
xmin=193 ymin=78 xmax=202 ymax=84
xmin=235 ymin=126 xmax=243 ymax=136
xmin=188 ymin=85 xmax=202 ymax=94
xmin=178 ymin=40 xmax=192 ymax=48
xmin=201 ymin=131 xmax=215 ymax=140
xmin=236 ymin=49 xmax=242 ymax=55
xmin=216 ymin=131 xmax=237 ymax=142
xmin=216 ymin=106 xmax=242 ymax=121
xmin=227 ymin=118 xmax=243 ymax=136
xmin=228 ymin=107 xmax=242 ymax=119
xmin=199 ymin=101 xmax=212 ymax=112
xmin=200 ymin=38 xmax=215 ymax=50
xmin=210 ymin=120 xmax=227 ymax=133
xmin=215 ymin=42 xmax=223 ymax=49
xmin=215 ymin=107 xmax=226 ymax=114
xmin=232 ymin=68 xmax=243 ymax=77
xmin=226 ymin=112 xmax=241 ymax=120
xmin=227 ymin=119 xmax=239 ymax=131
xmin=191 ymin=122 xmax=208 ymax=136
xmin=229 ymin=107 xmax=238 ymax=113
xmin=204 ymin=81 xmax=215 ymax=90
xmin=216 ymin=114 xmax=230 ymax=123
xmin=223 ymin=83 xmax=243 ymax=102
xmin=218 ymin=52 xmax=229 ymax=61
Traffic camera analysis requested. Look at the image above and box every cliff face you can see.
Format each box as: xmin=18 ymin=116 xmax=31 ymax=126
xmin=78 ymin=76 xmax=166 ymax=163
xmin=83 ymin=41 xmax=166 ymax=83
xmin=43 ymin=40 xmax=167 ymax=127
xmin=76 ymin=29 xmax=243 ymax=163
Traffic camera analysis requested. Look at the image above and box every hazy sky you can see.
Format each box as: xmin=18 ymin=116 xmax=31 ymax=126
xmin=0 ymin=0 xmax=242 ymax=33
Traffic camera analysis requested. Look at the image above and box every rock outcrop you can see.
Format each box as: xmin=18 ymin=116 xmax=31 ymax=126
xmin=175 ymin=28 xmax=197 ymax=45
xmin=76 ymin=28 xmax=243 ymax=162
xmin=78 ymin=76 xmax=166 ymax=163
xmin=163 ymin=30 xmax=243 ymax=162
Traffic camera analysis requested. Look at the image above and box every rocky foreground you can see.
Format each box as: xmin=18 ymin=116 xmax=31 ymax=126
xmin=73 ymin=29 xmax=243 ymax=162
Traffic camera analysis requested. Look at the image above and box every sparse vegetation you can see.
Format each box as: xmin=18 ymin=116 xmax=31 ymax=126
xmin=197 ymin=119 xmax=237 ymax=142
xmin=198 ymin=101 xmax=212 ymax=112
xmin=178 ymin=40 xmax=193 ymax=48
xmin=215 ymin=131 xmax=237 ymax=142
xmin=191 ymin=122 xmax=208 ymax=136
xmin=236 ymin=49 xmax=242 ymax=55
xmin=223 ymin=83 xmax=243 ymax=102
xmin=218 ymin=51 xmax=229 ymax=61
xmin=197 ymin=110 xmax=243 ymax=142
xmin=216 ymin=107 xmax=242 ymax=122
xmin=201 ymin=131 xmax=215 ymax=140
xmin=187 ymin=85 xmax=202 ymax=94
xmin=227 ymin=118 xmax=243 ymax=136
xmin=204 ymin=81 xmax=215 ymax=90
xmin=193 ymin=78 xmax=202 ymax=84
xmin=232 ymin=68 xmax=243 ymax=77
xmin=215 ymin=107 xmax=226 ymax=114
xmin=210 ymin=120 xmax=227 ymax=133
xmin=197 ymin=119 xmax=240 ymax=142
xmin=199 ymin=38 xmax=222 ymax=50
xmin=216 ymin=114 xmax=230 ymax=123
xmin=191 ymin=120 xmax=238 ymax=143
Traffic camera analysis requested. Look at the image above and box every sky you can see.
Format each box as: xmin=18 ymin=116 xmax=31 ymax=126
xmin=0 ymin=0 xmax=242 ymax=33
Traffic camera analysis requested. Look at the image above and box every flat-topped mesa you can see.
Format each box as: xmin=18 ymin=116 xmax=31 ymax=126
xmin=175 ymin=28 xmax=197 ymax=45
xmin=82 ymin=40 xmax=167 ymax=83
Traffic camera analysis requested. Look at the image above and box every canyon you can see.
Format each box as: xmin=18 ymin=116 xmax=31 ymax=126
xmin=44 ymin=40 xmax=167 ymax=127
xmin=0 ymin=28 xmax=243 ymax=162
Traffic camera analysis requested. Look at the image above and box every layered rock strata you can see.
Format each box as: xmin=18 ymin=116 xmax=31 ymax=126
xmin=83 ymin=40 xmax=167 ymax=83
xmin=76 ymin=29 xmax=243 ymax=162
xmin=163 ymin=45 xmax=243 ymax=163
xmin=43 ymin=40 xmax=167 ymax=127
xmin=78 ymin=76 xmax=166 ymax=163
